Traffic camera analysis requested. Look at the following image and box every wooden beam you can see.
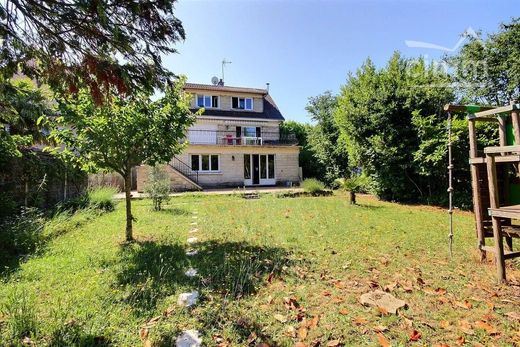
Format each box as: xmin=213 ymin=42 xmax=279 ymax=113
xmin=486 ymin=153 xmax=507 ymax=282
xmin=468 ymin=119 xmax=486 ymax=261
xmin=512 ymin=106 xmax=520 ymax=145
xmin=484 ymin=145 xmax=520 ymax=155
xmin=444 ymin=104 xmax=494 ymax=113
xmin=469 ymin=155 xmax=520 ymax=164
xmin=475 ymin=103 xmax=520 ymax=118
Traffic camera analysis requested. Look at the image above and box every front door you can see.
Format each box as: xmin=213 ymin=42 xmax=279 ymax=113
xmin=252 ymin=154 xmax=260 ymax=184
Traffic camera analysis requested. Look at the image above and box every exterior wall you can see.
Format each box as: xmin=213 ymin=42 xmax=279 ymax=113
xmin=188 ymin=91 xmax=264 ymax=113
xmin=136 ymin=164 xmax=201 ymax=192
xmin=177 ymin=144 xmax=300 ymax=188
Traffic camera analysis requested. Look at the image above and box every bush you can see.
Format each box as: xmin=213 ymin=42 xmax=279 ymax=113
xmin=144 ymin=165 xmax=171 ymax=211
xmin=302 ymin=178 xmax=326 ymax=194
xmin=0 ymin=207 xmax=45 ymax=260
xmin=87 ymin=187 xmax=117 ymax=211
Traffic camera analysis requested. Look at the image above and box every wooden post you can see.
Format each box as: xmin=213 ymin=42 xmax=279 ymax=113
xmin=486 ymin=153 xmax=506 ymax=282
xmin=498 ymin=116 xmax=507 ymax=147
xmin=511 ymin=103 xmax=520 ymax=144
xmin=63 ymin=171 xmax=68 ymax=201
xmin=24 ymin=180 xmax=29 ymax=207
xmin=468 ymin=118 xmax=486 ymax=261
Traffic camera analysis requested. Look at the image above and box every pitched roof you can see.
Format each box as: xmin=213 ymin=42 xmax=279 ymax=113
xmin=184 ymin=83 xmax=267 ymax=95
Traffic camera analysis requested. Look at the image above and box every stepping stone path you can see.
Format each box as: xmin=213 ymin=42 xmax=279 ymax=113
xmin=185 ymin=267 xmax=198 ymax=277
xmin=177 ymin=290 xmax=199 ymax=307
xmin=176 ymin=329 xmax=201 ymax=347
xmin=176 ymin=209 xmax=203 ymax=346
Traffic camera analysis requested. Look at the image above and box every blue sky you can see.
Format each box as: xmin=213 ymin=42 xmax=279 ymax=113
xmin=165 ymin=0 xmax=518 ymax=122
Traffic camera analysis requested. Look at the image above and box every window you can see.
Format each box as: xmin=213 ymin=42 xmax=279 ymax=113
xmin=268 ymin=154 xmax=275 ymax=179
xmin=243 ymin=127 xmax=257 ymax=137
xmin=244 ymin=155 xmax=251 ymax=179
xmin=191 ymin=154 xmax=220 ymax=172
xmin=260 ymin=155 xmax=267 ymax=179
xmin=196 ymin=95 xmax=219 ymax=108
xmin=231 ymin=97 xmax=253 ymax=110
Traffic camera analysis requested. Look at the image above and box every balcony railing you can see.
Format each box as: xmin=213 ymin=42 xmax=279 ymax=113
xmin=186 ymin=130 xmax=298 ymax=146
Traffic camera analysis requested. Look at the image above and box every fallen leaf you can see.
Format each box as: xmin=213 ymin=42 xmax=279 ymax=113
xmin=286 ymin=326 xmax=296 ymax=337
xmin=294 ymin=343 xmax=307 ymax=347
xmin=474 ymin=320 xmax=498 ymax=335
xmin=376 ymin=332 xmax=390 ymax=347
xmin=409 ymin=329 xmax=421 ymax=341
xmin=435 ymin=288 xmax=447 ymax=295
xmin=274 ymin=314 xmax=287 ymax=323
xmin=339 ymin=308 xmax=349 ymax=315
xmin=353 ymin=317 xmax=368 ymax=325
xmin=326 ymin=340 xmax=340 ymax=347
xmin=139 ymin=327 xmax=148 ymax=340
xmin=433 ymin=344 xmax=449 ymax=347
xmin=374 ymin=325 xmax=388 ymax=333
xmin=308 ymin=315 xmax=320 ymax=329
xmin=456 ymin=336 xmax=465 ymax=346
xmin=454 ymin=300 xmax=472 ymax=309
xmin=439 ymin=320 xmax=451 ymax=329
xmin=143 ymin=339 xmax=152 ymax=347
xmin=458 ymin=320 xmax=474 ymax=335
xmin=298 ymin=326 xmax=308 ymax=339
xmin=377 ymin=306 xmax=389 ymax=316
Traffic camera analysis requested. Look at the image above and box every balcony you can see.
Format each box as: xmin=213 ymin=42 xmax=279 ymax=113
xmin=186 ymin=130 xmax=298 ymax=146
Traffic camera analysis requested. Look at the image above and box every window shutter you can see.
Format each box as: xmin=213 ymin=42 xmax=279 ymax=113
xmin=256 ymin=127 xmax=261 ymax=137
xmin=236 ymin=126 xmax=242 ymax=137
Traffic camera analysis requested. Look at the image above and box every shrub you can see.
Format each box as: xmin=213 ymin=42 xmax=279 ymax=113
xmin=0 ymin=192 xmax=17 ymax=220
xmin=302 ymin=178 xmax=326 ymax=194
xmin=87 ymin=187 xmax=117 ymax=211
xmin=0 ymin=207 xmax=45 ymax=260
xmin=1 ymin=288 xmax=38 ymax=340
xmin=144 ymin=165 xmax=171 ymax=211
xmin=334 ymin=175 xmax=370 ymax=204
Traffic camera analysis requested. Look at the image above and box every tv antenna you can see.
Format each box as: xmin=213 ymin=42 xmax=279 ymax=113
xmin=221 ymin=59 xmax=232 ymax=82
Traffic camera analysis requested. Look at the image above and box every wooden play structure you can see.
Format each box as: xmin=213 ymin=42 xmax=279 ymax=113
xmin=445 ymin=103 xmax=520 ymax=282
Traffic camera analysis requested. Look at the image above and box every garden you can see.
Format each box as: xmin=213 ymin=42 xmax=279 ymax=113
xmin=1 ymin=192 xmax=519 ymax=346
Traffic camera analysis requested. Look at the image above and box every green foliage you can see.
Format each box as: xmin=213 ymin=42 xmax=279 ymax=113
xmin=48 ymin=77 xmax=195 ymax=240
xmin=1 ymin=0 xmax=186 ymax=102
xmin=302 ymin=178 xmax=326 ymax=194
xmin=280 ymin=120 xmax=322 ymax=179
xmin=144 ymin=165 xmax=171 ymax=211
xmin=448 ymin=18 xmax=520 ymax=105
xmin=306 ymin=92 xmax=349 ymax=184
xmin=335 ymin=53 xmax=454 ymax=202
xmin=334 ymin=175 xmax=370 ymax=194
xmin=0 ymin=208 xmax=45 ymax=262
xmin=88 ymin=187 xmax=118 ymax=212
xmin=1 ymin=288 xmax=38 ymax=340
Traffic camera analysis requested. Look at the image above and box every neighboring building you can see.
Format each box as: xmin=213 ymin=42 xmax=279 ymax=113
xmin=136 ymin=81 xmax=301 ymax=191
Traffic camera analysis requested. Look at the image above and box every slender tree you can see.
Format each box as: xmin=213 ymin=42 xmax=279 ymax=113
xmin=49 ymin=78 xmax=195 ymax=241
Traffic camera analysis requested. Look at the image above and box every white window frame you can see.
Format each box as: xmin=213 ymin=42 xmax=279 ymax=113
xmin=231 ymin=97 xmax=253 ymax=111
xmin=191 ymin=154 xmax=220 ymax=173
xmin=196 ymin=95 xmax=219 ymax=109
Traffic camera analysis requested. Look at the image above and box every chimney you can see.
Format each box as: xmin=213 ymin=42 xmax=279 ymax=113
xmin=218 ymin=79 xmax=224 ymax=86
xmin=266 ymin=82 xmax=270 ymax=94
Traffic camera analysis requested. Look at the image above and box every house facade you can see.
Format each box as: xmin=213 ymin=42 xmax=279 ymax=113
xmin=136 ymin=82 xmax=301 ymax=191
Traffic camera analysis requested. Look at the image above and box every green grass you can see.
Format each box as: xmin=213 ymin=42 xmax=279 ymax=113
xmin=0 ymin=193 xmax=518 ymax=346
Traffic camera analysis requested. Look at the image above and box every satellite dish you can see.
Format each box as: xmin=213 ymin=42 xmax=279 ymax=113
xmin=211 ymin=76 xmax=219 ymax=85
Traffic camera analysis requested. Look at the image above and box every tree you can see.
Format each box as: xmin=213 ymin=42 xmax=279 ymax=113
xmin=144 ymin=165 xmax=171 ymax=211
xmin=448 ymin=17 xmax=520 ymax=105
xmin=50 ymin=78 xmax=195 ymax=241
xmin=335 ymin=53 xmax=454 ymax=202
xmin=305 ymin=92 xmax=349 ymax=184
xmin=279 ymin=120 xmax=322 ymax=179
xmin=1 ymin=0 xmax=185 ymax=102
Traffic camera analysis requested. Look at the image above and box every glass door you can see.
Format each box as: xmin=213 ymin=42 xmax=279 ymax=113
xmin=244 ymin=154 xmax=275 ymax=186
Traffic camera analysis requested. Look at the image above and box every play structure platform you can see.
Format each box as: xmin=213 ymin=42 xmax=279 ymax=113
xmin=445 ymin=103 xmax=520 ymax=282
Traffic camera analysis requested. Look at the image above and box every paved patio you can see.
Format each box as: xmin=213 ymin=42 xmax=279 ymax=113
xmin=113 ymin=186 xmax=304 ymax=199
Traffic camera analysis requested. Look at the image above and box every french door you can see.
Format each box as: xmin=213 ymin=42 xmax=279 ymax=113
xmin=244 ymin=154 xmax=275 ymax=186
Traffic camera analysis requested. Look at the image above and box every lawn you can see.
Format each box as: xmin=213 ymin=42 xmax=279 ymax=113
xmin=0 ymin=193 xmax=519 ymax=346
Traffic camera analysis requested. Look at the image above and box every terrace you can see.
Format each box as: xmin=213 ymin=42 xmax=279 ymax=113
xmin=186 ymin=129 xmax=298 ymax=146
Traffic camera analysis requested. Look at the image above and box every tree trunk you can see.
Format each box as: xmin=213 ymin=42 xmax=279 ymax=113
xmin=350 ymin=191 xmax=356 ymax=205
xmin=124 ymin=173 xmax=133 ymax=241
